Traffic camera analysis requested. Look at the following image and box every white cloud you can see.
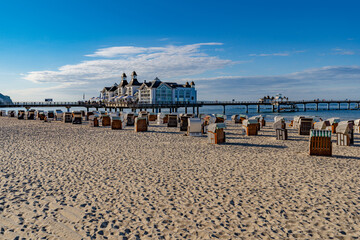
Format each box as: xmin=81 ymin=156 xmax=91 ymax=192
xmin=24 ymin=42 xmax=230 ymax=85
xmin=332 ymin=48 xmax=355 ymax=55
xmin=249 ymin=52 xmax=290 ymax=57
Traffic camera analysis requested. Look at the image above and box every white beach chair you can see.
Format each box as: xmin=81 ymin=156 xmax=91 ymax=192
xmin=187 ymin=118 xmax=202 ymax=136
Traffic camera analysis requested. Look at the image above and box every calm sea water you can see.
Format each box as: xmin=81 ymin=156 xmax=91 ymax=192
xmin=1 ymin=103 xmax=360 ymax=122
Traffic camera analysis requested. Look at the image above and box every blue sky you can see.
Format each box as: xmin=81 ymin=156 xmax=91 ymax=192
xmin=0 ymin=0 xmax=359 ymax=101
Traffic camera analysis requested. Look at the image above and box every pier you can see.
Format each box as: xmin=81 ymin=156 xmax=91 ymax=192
xmin=1 ymin=99 xmax=360 ymax=115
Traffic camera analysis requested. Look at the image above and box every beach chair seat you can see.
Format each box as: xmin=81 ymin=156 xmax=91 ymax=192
xmin=231 ymin=115 xmax=241 ymax=124
xmin=135 ymin=117 xmax=147 ymax=132
xmin=187 ymin=118 xmax=202 ymax=136
xmin=309 ymin=130 xmax=332 ymax=156
xmin=180 ymin=116 xmax=190 ymax=131
xmin=27 ymin=110 xmax=35 ymax=120
xmin=167 ymin=114 xmax=178 ymax=127
xmin=47 ymin=111 xmax=55 ymax=119
xmin=8 ymin=111 xmax=15 ymax=117
xmin=298 ymin=118 xmax=313 ymax=135
xmin=276 ymin=129 xmax=288 ymax=140
xmin=72 ymin=112 xmax=82 ymax=124
xmin=102 ymin=115 xmax=111 ymax=126
xmin=89 ymin=115 xmax=99 ymax=127
xmin=208 ymin=123 xmax=226 ymax=144
xmin=111 ymin=117 xmax=122 ymax=130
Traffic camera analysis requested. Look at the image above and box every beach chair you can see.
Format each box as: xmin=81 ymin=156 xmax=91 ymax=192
xmin=215 ymin=114 xmax=225 ymax=123
xmin=47 ymin=111 xmax=55 ymax=119
xmin=8 ymin=110 xmax=15 ymax=118
xmin=309 ymin=130 xmax=332 ymax=156
xmin=207 ymin=123 xmax=226 ymax=144
xmin=276 ymin=129 xmax=288 ymax=140
xmin=336 ymin=122 xmax=353 ymax=146
xmin=63 ymin=112 xmax=72 ymax=123
xmin=55 ymin=110 xmax=63 ymax=121
xmin=180 ymin=116 xmax=190 ymax=131
xmin=111 ymin=116 xmax=122 ymax=130
xmin=139 ymin=111 xmax=149 ymax=125
xmin=354 ymin=119 xmax=360 ymax=133
xmin=101 ymin=115 xmax=111 ymax=126
xmin=0 ymin=110 xmax=6 ymax=117
xmin=243 ymin=119 xmax=258 ymax=136
xmin=86 ymin=111 xmax=94 ymax=121
xmin=187 ymin=118 xmax=202 ymax=136
xmin=72 ymin=111 xmax=82 ymax=124
xmin=17 ymin=110 xmax=25 ymax=120
xmin=27 ymin=110 xmax=35 ymax=120
xmin=149 ymin=113 xmax=157 ymax=122
xmin=157 ymin=113 xmax=165 ymax=125
xmin=231 ymin=115 xmax=241 ymax=124
xmin=328 ymin=118 xmax=340 ymax=133
xmin=167 ymin=114 xmax=178 ymax=127
xmin=37 ymin=110 xmax=46 ymax=120
xmin=314 ymin=121 xmax=327 ymax=130
xmin=135 ymin=117 xmax=147 ymax=132
xmin=126 ymin=113 xmax=135 ymax=126
xmin=273 ymin=119 xmax=286 ymax=130
xmin=298 ymin=118 xmax=313 ymax=135
xmin=89 ymin=115 xmax=99 ymax=127
xmin=163 ymin=114 xmax=169 ymax=124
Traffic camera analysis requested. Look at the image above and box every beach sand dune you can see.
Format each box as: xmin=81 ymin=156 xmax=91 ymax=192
xmin=1 ymin=117 xmax=360 ymax=239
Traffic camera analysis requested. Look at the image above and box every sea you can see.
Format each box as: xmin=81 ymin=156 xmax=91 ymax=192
xmin=1 ymin=103 xmax=360 ymax=122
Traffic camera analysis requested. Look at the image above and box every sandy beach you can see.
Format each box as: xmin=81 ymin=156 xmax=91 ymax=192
xmin=1 ymin=117 xmax=360 ymax=239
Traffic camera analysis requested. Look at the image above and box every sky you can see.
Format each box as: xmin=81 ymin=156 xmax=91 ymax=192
xmin=0 ymin=0 xmax=359 ymax=101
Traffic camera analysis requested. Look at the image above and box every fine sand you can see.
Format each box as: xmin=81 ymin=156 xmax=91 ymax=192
xmin=0 ymin=117 xmax=360 ymax=239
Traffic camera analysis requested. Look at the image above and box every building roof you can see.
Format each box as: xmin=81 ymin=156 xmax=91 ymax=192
xmin=122 ymin=73 xmax=127 ymax=78
xmin=119 ymin=79 xmax=128 ymax=87
xmin=132 ymin=71 xmax=137 ymax=76
xmin=128 ymin=78 xmax=142 ymax=86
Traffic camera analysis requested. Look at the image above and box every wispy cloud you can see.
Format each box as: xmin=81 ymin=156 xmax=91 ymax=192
xmin=332 ymin=48 xmax=355 ymax=55
xmin=249 ymin=52 xmax=290 ymax=57
xmin=24 ymin=43 xmax=231 ymax=85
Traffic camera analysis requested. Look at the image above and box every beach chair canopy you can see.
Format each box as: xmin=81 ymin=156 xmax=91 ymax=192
xmin=336 ymin=123 xmax=350 ymax=134
xmin=208 ymin=123 xmax=226 ymax=132
xmin=274 ymin=116 xmax=284 ymax=122
xmin=112 ymin=116 xmax=121 ymax=121
xmin=354 ymin=119 xmax=360 ymax=126
xmin=231 ymin=115 xmax=239 ymax=120
xmin=243 ymin=119 xmax=258 ymax=126
xmin=273 ymin=119 xmax=285 ymax=130
xmin=314 ymin=121 xmax=327 ymax=130
xmin=188 ymin=118 xmax=202 ymax=132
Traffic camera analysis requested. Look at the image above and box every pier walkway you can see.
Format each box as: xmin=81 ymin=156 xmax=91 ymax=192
xmin=1 ymin=99 xmax=359 ymax=115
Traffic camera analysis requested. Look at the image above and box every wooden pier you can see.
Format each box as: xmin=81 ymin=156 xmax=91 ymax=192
xmin=1 ymin=99 xmax=359 ymax=115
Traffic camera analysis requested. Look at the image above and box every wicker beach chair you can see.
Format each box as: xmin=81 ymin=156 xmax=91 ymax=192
xmin=101 ymin=115 xmax=111 ymax=126
xmin=149 ymin=113 xmax=157 ymax=122
xmin=157 ymin=113 xmax=165 ymax=125
xmin=207 ymin=123 xmax=226 ymax=144
xmin=86 ymin=111 xmax=94 ymax=121
xmin=47 ymin=111 xmax=55 ymax=119
xmin=298 ymin=118 xmax=313 ymax=135
xmin=0 ymin=110 xmax=6 ymax=117
xmin=167 ymin=114 xmax=178 ymax=127
xmin=8 ymin=110 xmax=15 ymax=118
xmin=336 ymin=122 xmax=354 ymax=146
xmin=314 ymin=121 xmax=327 ymax=130
xmin=231 ymin=115 xmax=241 ymax=124
xmin=273 ymin=119 xmax=286 ymax=130
xmin=125 ymin=113 xmax=135 ymax=126
xmin=243 ymin=119 xmax=258 ymax=136
xmin=111 ymin=116 xmax=122 ymax=130
xmin=276 ymin=129 xmax=288 ymax=140
xmin=309 ymin=130 xmax=332 ymax=156
xmin=27 ymin=110 xmax=35 ymax=120
xmin=135 ymin=117 xmax=148 ymax=132
xmin=328 ymin=118 xmax=340 ymax=133
xmin=63 ymin=112 xmax=72 ymax=123
xmin=72 ymin=111 xmax=82 ymax=124
xmin=354 ymin=119 xmax=360 ymax=133
xmin=187 ymin=118 xmax=202 ymax=136
xmin=89 ymin=115 xmax=99 ymax=127
xmin=55 ymin=110 xmax=63 ymax=121
xmin=180 ymin=116 xmax=190 ymax=131
xmin=17 ymin=110 xmax=25 ymax=120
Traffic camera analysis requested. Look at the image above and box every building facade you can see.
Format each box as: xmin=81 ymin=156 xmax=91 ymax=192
xmin=100 ymin=71 xmax=197 ymax=104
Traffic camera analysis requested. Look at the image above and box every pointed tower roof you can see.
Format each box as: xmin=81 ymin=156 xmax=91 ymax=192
xmin=122 ymin=72 xmax=127 ymax=78
xmin=190 ymin=81 xmax=195 ymax=86
xmin=184 ymin=81 xmax=191 ymax=88
xmin=132 ymin=71 xmax=137 ymax=77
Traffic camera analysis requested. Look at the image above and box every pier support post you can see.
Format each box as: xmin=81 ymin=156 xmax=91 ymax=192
xmin=170 ymin=108 xmax=172 ymax=113
xmin=185 ymin=107 xmax=187 ymax=114
xmin=272 ymin=105 xmax=275 ymax=112
xmin=338 ymin=103 xmax=340 ymax=110
xmin=196 ymin=106 xmax=199 ymax=117
xmin=304 ymin=104 xmax=306 ymax=112
xmin=257 ymin=105 xmax=260 ymax=113
xmin=193 ymin=107 xmax=195 ymax=114
xmin=245 ymin=105 xmax=248 ymax=113
xmin=86 ymin=107 xmax=89 ymax=112
xmin=327 ymin=104 xmax=330 ymax=110
xmin=277 ymin=105 xmax=280 ymax=112
xmin=316 ymin=103 xmax=318 ymax=111
xmin=66 ymin=107 xmax=71 ymax=112
xmin=159 ymin=108 xmax=161 ymax=113
xmin=348 ymin=103 xmax=350 ymax=110
xmin=222 ymin=105 xmax=226 ymax=115
xmin=152 ymin=108 xmax=155 ymax=113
